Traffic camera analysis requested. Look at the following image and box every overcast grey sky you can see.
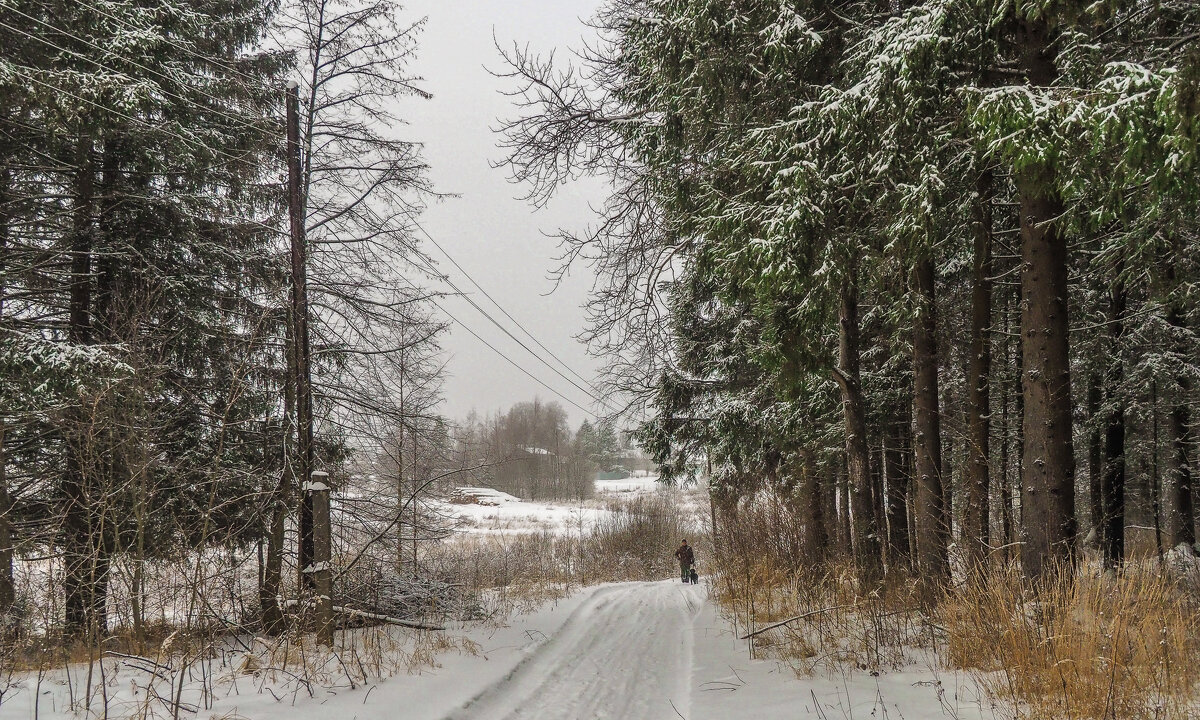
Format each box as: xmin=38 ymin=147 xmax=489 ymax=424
xmin=398 ymin=0 xmax=606 ymax=428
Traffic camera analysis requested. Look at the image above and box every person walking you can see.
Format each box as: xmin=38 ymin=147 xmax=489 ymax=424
xmin=673 ymin=539 xmax=695 ymax=583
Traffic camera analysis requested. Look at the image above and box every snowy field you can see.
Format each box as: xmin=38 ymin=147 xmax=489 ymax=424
xmin=0 ymin=582 xmax=995 ymax=720
xmin=593 ymin=474 xmax=661 ymax=495
xmin=436 ymin=486 xmax=615 ymax=536
xmin=435 ymin=476 xmax=667 ymax=537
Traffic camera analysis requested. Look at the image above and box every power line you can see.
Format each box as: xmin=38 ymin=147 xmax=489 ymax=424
xmin=408 ymin=227 xmax=614 ymax=413
xmin=414 ymin=223 xmax=607 ymax=400
xmin=416 ymin=251 xmax=611 ymax=412
xmin=66 ymin=1 xmax=272 ymax=94
xmin=0 ymin=10 xmax=270 ymax=131
xmin=428 ymin=296 xmax=598 ymax=419
xmin=297 ymin=214 xmax=601 ymax=419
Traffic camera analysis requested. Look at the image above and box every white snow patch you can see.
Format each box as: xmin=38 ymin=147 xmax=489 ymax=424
xmin=0 ymin=582 xmax=998 ymax=720
xmin=594 ymin=474 xmax=661 ymax=495
xmin=438 ymin=487 xmax=611 ymax=536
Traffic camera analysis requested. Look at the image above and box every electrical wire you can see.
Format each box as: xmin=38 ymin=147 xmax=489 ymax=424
xmin=0 ymin=9 xmax=272 ymax=131
xmin=12 ymin=70 xmax=255 ymax=166
xmin=427 ymin=296 xmax=599 ymax=419
xmin=407 ymin=231 xmax=613 ymax=413
xmin=414 ymin=223 xmax=608 ymax=400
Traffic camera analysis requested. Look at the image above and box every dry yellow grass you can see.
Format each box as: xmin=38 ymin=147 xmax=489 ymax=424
xmin=709 ymin=548 xmax=1200 ymax=719
xmin=942 ymin=562 xmax=1200 ymax=720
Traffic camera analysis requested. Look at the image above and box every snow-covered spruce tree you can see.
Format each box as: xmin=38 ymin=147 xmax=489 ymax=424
xmin=0 ymin=0 xmax=286 ymax=638
xmin=498 ymin=0 xmax=1200 ymax=590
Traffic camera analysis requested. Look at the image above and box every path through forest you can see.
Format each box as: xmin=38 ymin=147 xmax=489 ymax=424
xmin=435 ymin=580 xmax=993 ymax=720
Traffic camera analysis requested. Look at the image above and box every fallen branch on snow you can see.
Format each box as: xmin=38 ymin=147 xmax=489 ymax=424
xmin=282 ymin=598 xmax=445 ymax=631
xmin=331 ymin=605 xmax=445 ymax=631
xmin=739 ymin=604 xmax=858 ymax=640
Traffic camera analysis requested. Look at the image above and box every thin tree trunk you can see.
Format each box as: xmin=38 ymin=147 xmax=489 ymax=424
xmin=912 ymin=255 xmax=947 ymax=584
xmin=63 ymin=132 xmax=96 ymax=637
xmin=1163 ymin=299 xmax=1195 ymax=552
xmin=799 ymin=450 xmax=826 ymax=563
xmin=870 ymin=439 xmax=887 ymax=568
xmin=834 ymin=458 xmax=849 ymax=553
xmin=997 ymin=277 xmax=1014 ymax=557
xmin=964 ymin=170 xmax=993 ymax=571
xmin=1152 ymin=380 xmax=1163 ymax=556
xmin=1101 ymin=283 xmax=1126 ymax=566
xmin=1015 ymin=15 xmax=1076 ymax=582
xmin=999 ymin=358 xmax=1012 ymax=554
xmin=261 ymin=347 xmax=294 ymax=634
xmin=884 ymin=410 xmax=911 ymax=569
xmin=0 ymin=419 xmax=10 ymax=618
xmin=822 ymin=461 xmax=841 ymax=557
xmin=1085 ymin=371 xmax=1102 ymax=549
xmin=0 ymin=167 xmax=12 ymax=615
xmin=833 ymin=276 xmax=881 ymax=583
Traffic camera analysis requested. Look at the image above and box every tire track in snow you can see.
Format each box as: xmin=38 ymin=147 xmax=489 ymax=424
xmin=442 ymin=581 xmax=704 ymax=720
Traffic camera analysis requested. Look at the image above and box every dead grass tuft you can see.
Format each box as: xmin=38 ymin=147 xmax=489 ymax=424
xmin=942 ymin=562 xmax=1200 ymax=720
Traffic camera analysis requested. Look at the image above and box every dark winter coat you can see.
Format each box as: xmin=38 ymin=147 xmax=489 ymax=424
xmin=674 ymin=544 xmax=695 ymax=566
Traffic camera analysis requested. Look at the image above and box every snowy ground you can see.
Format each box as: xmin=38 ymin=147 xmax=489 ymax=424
xmin=0 ymin=481 xmax=998 ymax=720
xmin=438 ymin=486 xmax=614 ymax=536
xmin=431 ymin=582 xmax=996 ymax=720
xmin=436 ymin=477 xmax=666 ymax=536
xmin=593 ymin=475 xmax=661 ymax=495
xmin=0 ymin=582 xmax=996 ymax=720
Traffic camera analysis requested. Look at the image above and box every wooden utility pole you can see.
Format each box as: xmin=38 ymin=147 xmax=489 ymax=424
xmin=308 ymin=471 xmax=333 ymax=645
xmin=287 ymin=80 xmax=316 ymax=591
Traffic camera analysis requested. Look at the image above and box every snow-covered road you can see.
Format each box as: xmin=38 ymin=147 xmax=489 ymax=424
xmin=430 ymin=580 xmax=996 ymax=720
xmin=446 ymin=582 xmax=700 ymax=720
xmin=0 ymin=580 xmax=996 ymax=720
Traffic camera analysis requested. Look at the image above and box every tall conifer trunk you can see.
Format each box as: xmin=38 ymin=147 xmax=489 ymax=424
xmin=799 ymin=450 xmax=827 ymax=562
xmin=0 ymin=167 xmax=12 ymax=615
xmin=1164 ymin=299 xmax=1195 ymax=552
xmin=884 ymin=408 xmax=911 ymax=569
xmin=1101 ymin=284 xmax=1127 ymax=564
xmin=964 ymin=170 xmax=993 ymax=571
xmin=913 ymin=255 xmax=947 ymax=584
xmin=1015 ymin=16 xmax=1076 ymax=581
xmin=834 ymin=275 xmax=881 ymax=582
xmin=1085 ymin=372 xmax=1103 ymax=548
xmin=63 ymin=133 xmax=98 ymax=637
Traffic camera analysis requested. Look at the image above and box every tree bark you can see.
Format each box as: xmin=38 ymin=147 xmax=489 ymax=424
xmin=799 ymin=450 xmax=827 ymax=563
xmin=260 ymin=358 xmax=294 ymax=634
xmin=964 ymin=170 xmax=993 ymax=571
xmin=999 ymin=277 xmax=1016 ymax=557
xmin=823 ymin=461 xmax=842 ymax=557
xmin=870 ymin=439 xmax=887 ymax=567
xmin=0 ymin=167 xmax=12 ymax=615
xmin=1163 ymin=302 xmax=1195 ymax=552
xmin=834 ymin=276 xmax=881 ymax=583
xmin=287 ymin=85 xmax=316 ymax=591
xmin=1100 ymin=283 xmax=1126 ymax=566
xmin=884 ymin=409 xmax=911 ymax=569
xmin=836 ymin=456 xmax=851 ymax=554
xmin=1085 ymin=371 xmax=1103 ymax=549
xmin=912 ymin=255 xmax=948 ymax=584
xmin=1015 ymin=15 xmax=1077 ymax=582
xmin=63 ymin=132 xmax=101 ymax=638
xmin=0 ymin=422 xmax=10 ymax=618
